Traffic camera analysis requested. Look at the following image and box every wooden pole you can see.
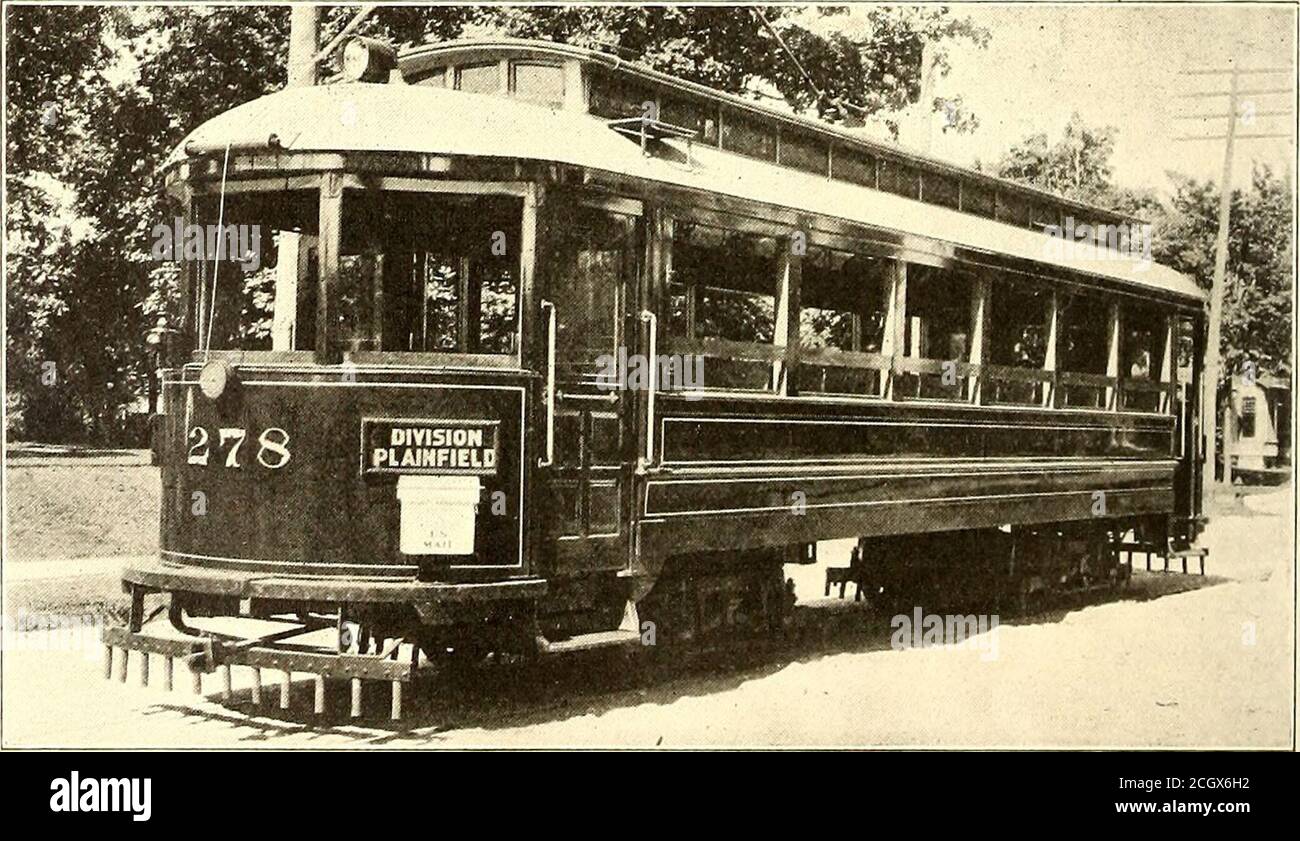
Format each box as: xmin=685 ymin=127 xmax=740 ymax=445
xmin=1203 ymin=68 xmax=1238 ymax=502
xmin=288 ymin=5 xmax=320 ymax=89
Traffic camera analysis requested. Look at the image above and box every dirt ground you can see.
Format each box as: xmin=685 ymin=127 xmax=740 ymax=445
xmin=3 ymin=485 xmax=1293 ymax=749
xmin=4 ymin=447 xmax=159 ymax=562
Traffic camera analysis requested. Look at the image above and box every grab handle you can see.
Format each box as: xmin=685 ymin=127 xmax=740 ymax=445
xmin=638 ymin=310 xmax=657 ymax=471
xmin=538 ymin=300 xmax=556 ymax=467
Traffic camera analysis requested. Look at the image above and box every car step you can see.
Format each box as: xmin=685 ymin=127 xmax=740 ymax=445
xmin=535 ymin=600 xmax=643 ymax=655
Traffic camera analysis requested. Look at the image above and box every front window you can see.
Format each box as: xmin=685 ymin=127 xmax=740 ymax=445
xmin=188 ymin=189 xmax=319 ymax=354
xmin=185 ymin=186 xmax=522 ymax=362
xmin=336 ymin=190 xmax=521 ymax=357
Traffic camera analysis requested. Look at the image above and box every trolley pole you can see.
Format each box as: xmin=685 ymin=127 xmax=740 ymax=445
xmin=288 ymin=4 xmax=320 ymax=88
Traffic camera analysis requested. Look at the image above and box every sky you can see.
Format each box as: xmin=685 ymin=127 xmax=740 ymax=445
xmin=913 ymin=3 xmax=1296 ymax=198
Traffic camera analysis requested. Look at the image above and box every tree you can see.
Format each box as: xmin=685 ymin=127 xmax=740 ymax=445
xmin=4 ymin=6 xmax=129 ymax=440
xmin=1158 ymin=166 xmax=1293 ymax=379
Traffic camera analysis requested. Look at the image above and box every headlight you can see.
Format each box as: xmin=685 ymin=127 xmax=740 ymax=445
xmin=341 ymin=37 xmax=398 ymax=83
xmin=198 ymin=359 xmax=233 ymax=400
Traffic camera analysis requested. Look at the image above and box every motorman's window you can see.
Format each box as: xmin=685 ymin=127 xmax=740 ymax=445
xmin=512 ymin=62 xmax=565 ymax=107
xmin=897 ymin=265 xmax=972 ymax=400
xmin=1057 ymin=292 xmax=1111 ymax=409
xmin=1119 ymin=301 xmax=1169 ymax=413
xmin=669 ymin=222 xmax=778 ymax=391
xmin=335 ymin=191 xmax=520 ymax=357
xmin=189 ymin=190 xmax=319 ymax=353
xmin=548 ymin=204 xmax=639 ymax=387
xmin=797 ymin=248 xmax=890 ymax=397
xmin=985 ymin=279 xmax=1050 ymax=406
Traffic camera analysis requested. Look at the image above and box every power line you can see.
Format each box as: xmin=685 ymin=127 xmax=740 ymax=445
xmin=1174 ymin=87 xmax=1292 ymax=99
xmin=1173 ymin=110 xmax=1292 ymax=120
xmin=1174 ymin=132 xmax=1295 ymax=142
xmin=1179 ymin=67 xmax=1292 ymax=76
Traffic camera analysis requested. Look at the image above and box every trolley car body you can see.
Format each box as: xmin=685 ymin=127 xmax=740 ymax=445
xmin=110 ymin=39 xmax=1209 ymax=702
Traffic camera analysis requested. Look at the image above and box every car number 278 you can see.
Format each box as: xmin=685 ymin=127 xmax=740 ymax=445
xmin=187 ymin=426 xmax=291 ymax=469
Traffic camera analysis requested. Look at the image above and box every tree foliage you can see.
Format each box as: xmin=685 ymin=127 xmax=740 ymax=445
xmin=988 ymin=114 xmax=1293 ymax=382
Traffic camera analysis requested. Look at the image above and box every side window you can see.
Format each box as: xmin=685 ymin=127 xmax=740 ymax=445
xmin=985 ymin=280 xmax=1050 ymax=405
xmin=922 ymin=172 xmax=961 ymax=210
xmin=455 ymin=62 xmax=500 ymax=95
xmin=416 ymin=67 xmax=446 ymax=88
xmin=669 ymin=223 xmax=778 ymax=391
xmin=1120 ymin=302 xmax=1169 ymax=413
xmin=779 ymin=131 xmax=829 ymax=176
xmin=797 ymin=248 xmax=890 ymax=397
xmin=720 ymin=111 xmax=777 ymax=161
xmin=660 ymin=96 xmax=719 ymax=144
xmin=589 ymin=69 xmax=657 ymax=119
xmin=897 ymin=265 xmax=972 ymax=400
xmin=1240 ymin=396 xmax=1257 ymax=438
xmin=1057 ymin=293 xmax=1111 ymax=408
xmin=833 ymin=146 xmax=877 ymax=188
xmin=878 ymin=159 xmax=921 ymax=200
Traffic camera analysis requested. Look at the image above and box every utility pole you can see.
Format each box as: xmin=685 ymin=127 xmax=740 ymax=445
xmin=288 ymin=4 xmax=321 ymax=88
xmin=1174 ymin=64 xmax=1293 ymax=509
xmin=1205 ymin=68 xmax=1237 ymax=491
xmin=913 ymin=40 xmax=937 ymax=154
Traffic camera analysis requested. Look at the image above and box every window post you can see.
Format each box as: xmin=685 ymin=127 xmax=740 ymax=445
xmin=271 ymin=233 xmax=302 ymax=351
xmin=773 ymin=237 xmax=802 ymax=395
xmin=316 ymin=172 xmax=342 ymax=363
xmin=881 ymin=260 xmax=907 ymax=399
xmin=1105 ymin=300 xmax=1122 ymax=410
xmin=1042 ymin=289 xmax=1059 ymax=408
xmin=1159 ymin=313 xmax=1176 ymax=413
xmin=968 ymin=274 xmax=991 ymax=403
xmin=178 ymin=189 xmax=196 ymax=352
xmin=519 ymin=182 xmax=539 ymax=361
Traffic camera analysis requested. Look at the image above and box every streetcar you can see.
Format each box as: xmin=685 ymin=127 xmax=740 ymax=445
xmin=104 ymin=37 xmax=1209 ymax=718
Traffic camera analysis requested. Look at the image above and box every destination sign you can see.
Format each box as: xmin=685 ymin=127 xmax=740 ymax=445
xmin=361 ymin=418 xmax=500 ymax=476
